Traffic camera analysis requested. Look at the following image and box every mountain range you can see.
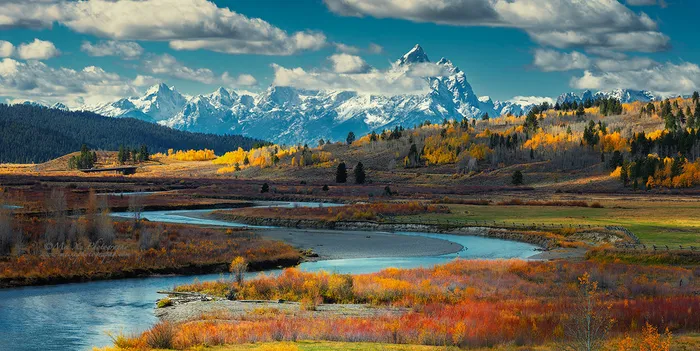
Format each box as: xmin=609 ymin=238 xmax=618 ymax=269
xmin=17 ymin=45 xmax=661 ymax=145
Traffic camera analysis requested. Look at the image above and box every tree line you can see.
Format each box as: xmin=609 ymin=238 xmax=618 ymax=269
xmin=0 ymin=104 xmax=264 ymax=163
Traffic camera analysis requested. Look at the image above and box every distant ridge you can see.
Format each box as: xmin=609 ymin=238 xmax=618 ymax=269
xmin=0 ymin=104 xmax=264 ymax=164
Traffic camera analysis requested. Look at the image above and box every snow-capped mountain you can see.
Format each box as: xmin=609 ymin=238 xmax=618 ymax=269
xmin=556 ymin=89 xmax=657 ymax=106
xmin=594 ymin=89 xmax=658 ymax=103
xmin=83 ymin=45 xmax=492 ymax=144
xmin=88 ymin=83 xmax=188 ymax=123
xmin=478 ymin=96 xmax=553 ymax=117
xmin=61 ymin=45 xmax=663 ymax=145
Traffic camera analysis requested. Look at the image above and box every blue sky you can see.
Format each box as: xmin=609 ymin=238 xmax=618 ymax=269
xmin=0 ymin=0 xmax=698 ymax=107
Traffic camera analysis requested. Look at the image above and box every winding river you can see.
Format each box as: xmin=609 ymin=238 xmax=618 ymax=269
xmin=0 ymin=201 xmax=538 ymax=351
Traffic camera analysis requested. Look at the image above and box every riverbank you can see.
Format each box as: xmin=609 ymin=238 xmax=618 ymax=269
xmin=208 ymin=211 xmax=572 ymax=248
xmin=0 ymin=220 xmax=301 ymax=289
xmin=0 ymin=256 xmax=300 ymax=289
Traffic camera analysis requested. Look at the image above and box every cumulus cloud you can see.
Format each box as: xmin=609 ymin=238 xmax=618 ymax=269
xmin=143 ymin=53 xmax=257 ymax=87
xmin=132 ymin=75 xmax=159 ymax=87
xmin=533 ymin=48 xmax=661 ymax=75
xmin=0 ymin=41 xmax=13 ymax=57
xmin=335 ymin=42 xmax=384 ymax=55
xmin=16 ymin=39 xmax=60 ymax=60
xmin=594 ymin=57 xmax=657 ymax=72
xmin=570 ymin=62 xmax=700 ymax=97
xmin=0 ymin=58 xmax=143 ymax=107
xmin=533 ymin=49 xmax=590 ymax=72
xmin=329 ymin=53 xmax=371 ymax=73
xmin=271 ymin=60 xmax=453 ymax=96
xmin=81 ymin=40 xmax=144 ymax=59
xmin=334 ymin=43 xmax=360 ymax=54
xmin=324 ymin=0 xmax=670 ymax=53
xmin=222 ymin=72 xmax=258 ymax=86
xmin=0 ymin=0 xmax=327 ymax=56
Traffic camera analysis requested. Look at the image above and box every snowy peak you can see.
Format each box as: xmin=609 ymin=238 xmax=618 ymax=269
xmin=397 ymin=44 xmax=430 ymax=66
xmin=207 ymin=87 xmax=236 ymax=107
xmin=51 ymin=102 xmax=69 ymax=111
xmin=594 ymin=89 xmax=657 ymax=103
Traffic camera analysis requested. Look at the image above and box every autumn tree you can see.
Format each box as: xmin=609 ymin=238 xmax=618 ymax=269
xmin=336 ymin=162 xmax=347 ymax=183
xmin=354 ymin=162 xmax=366 ymax=184
xmin=230 ymin=256 xmax=248 ymax=286
xmin=561 ymin=272 xmax=614 ymax=351
xmin=0 ymin=201 xmax=14 ymax=256
xmin=128 ymin=195 xmax=144 ymax=228
xmin=44 ymin=188 xmax=68 ymax=245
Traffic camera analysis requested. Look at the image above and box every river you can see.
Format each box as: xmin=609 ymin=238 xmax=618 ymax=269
xmin=0 ymin=201 xmax=537 ymax=351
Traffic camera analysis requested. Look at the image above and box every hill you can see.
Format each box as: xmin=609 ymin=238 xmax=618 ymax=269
xmin=0 ymin=104 xmax=264 ymax=163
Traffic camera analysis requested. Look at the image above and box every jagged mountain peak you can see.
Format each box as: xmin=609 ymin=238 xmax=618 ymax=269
xmin=398 ymin=44 xmax=430 ymax=66
xmin=145 ymin=82 xmax=174 ymax=96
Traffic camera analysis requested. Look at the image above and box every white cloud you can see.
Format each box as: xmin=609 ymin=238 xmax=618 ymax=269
xmin=16 ymin=39 xmax=60 ymax=60
xmin=508 ymin=96 xmax=555 ymax=106
xmin=142 ymin=54 xmax=219 ymax=84
xmin=368 ymin=43 xmax=383 ymax=54
xmin=594 ymin=57 xmax=657 ymax=72
xmin=81 ymin=40 xmax=144 ymax=59
xmin=0 ymin=41 xmax=13 ymax=57
xmin=132 ymin=75 xmax=159 ymax=87
xmin=0 ymin=58 xmax=143 ymax=107
xmin=222 ymin=72 xmax=258 ymax=86
xmin=324 ymin=0 xmax=669 ymax=53
xmin=143 ymin=53 xmax=257 ymax=87
xmin=533 ymin=49 xmax=590 ymax=72
xmin=271 ymin=60 xmax=452 ymax=96
xmin=0 ymin=0 xmax=327 ymax=56
xmin=334 ymin=43 xmax=360 ymax=54
xmin=329 ymin=53 xmax=371 ymax=73
xmin=570 ymin=62 xmax=700 ymax=97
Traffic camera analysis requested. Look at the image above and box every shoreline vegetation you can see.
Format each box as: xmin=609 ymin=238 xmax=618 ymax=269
xmin=108 ymin=258 xmax=699 ymax=351
xmin=209 ymin=202 xmax=630 ymax=249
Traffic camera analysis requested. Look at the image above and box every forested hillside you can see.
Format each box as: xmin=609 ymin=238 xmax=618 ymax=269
xmin=0 ymin=104 xmax=264 ymax=163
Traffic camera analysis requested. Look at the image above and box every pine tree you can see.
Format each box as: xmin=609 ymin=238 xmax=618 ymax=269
xmin=693 ymin=91 xmax=700 ymax=104
xmin=346 ymin=131 xmax=356 ymax=145
xmin=524 ymin=109 xmax=539 ymax=132
xmin=512 ymin=170 xmax=523 ymax=185
xmin=354 ymin=162 xmax=366 ymax=184
xmin=335 ymin=162 xmax=347 ymax=183
xmin=481 ymin=112 xmax=490 ymax=121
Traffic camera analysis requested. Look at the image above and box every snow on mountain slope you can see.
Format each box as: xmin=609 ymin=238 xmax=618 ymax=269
xmin=73 ymin=45 xmax=664 ymax=145
xmin=79 ymin=45 xmax=491 ymax=144
xmin=556 ymin=89 xmax=657 ymax=106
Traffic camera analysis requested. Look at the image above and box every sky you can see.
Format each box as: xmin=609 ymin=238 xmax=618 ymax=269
xmin=0 ymin=0 xmax=698 ymax=108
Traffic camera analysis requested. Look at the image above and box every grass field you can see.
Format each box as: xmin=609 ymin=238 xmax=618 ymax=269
xmin=156 ymin=335 xmax=700 ymax=351
xmin=396 ymin=199 xmax=700 ymax=246
xmin=206 ymin=341 xmax=460 ymax=351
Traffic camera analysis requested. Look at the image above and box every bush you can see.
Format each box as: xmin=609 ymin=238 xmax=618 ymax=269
xmin=322 ymin=185 xmax=329 ymax=192
xmin=145 ymin=322 xmax=174 ymax=349
xmin=156 ymin=298 xmax=173 ymax=308
xmin=512 ymin=170 xmax=523 ymax=185
xmin=261 ymin=183 xmax=270 ymax=193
